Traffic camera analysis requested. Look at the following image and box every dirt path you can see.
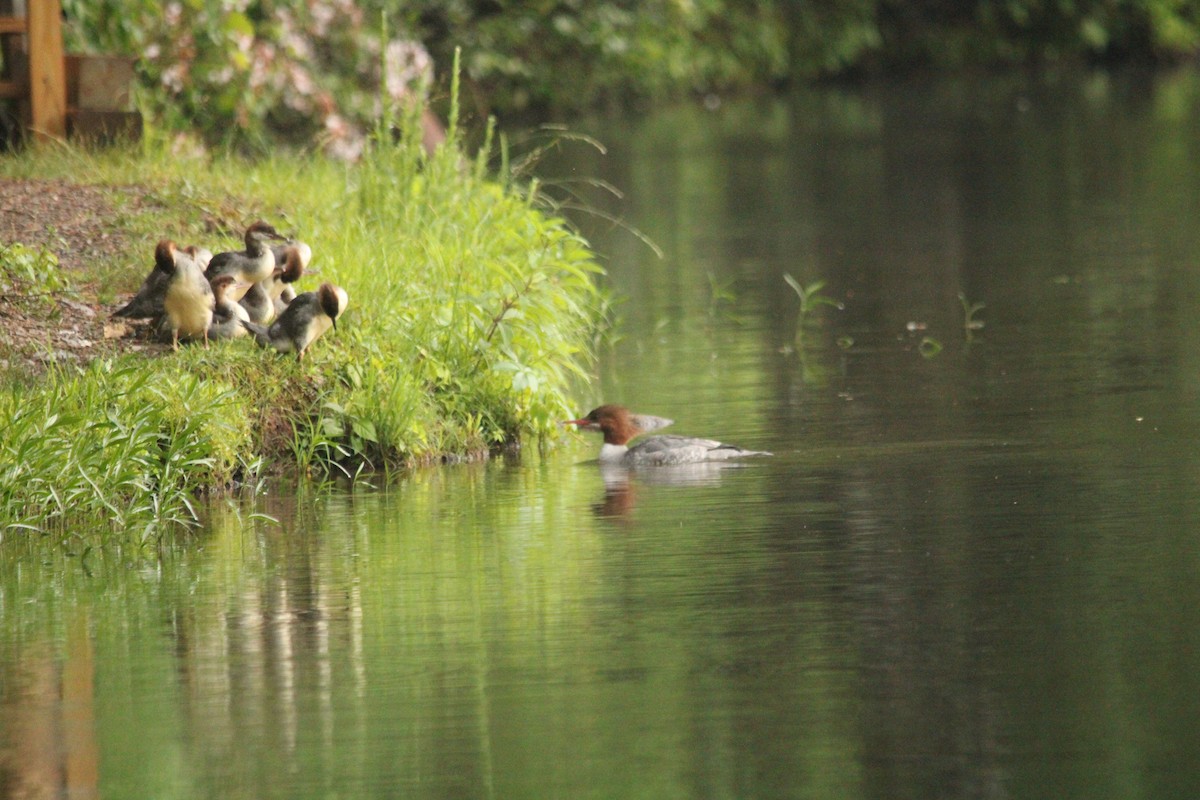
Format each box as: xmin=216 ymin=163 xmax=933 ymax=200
xmin=0 ymin=178 xmax=162 ymax=371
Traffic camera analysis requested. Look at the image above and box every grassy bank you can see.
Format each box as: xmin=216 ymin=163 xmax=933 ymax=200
xmin=0 ymin=115 xmax=607 ymax=537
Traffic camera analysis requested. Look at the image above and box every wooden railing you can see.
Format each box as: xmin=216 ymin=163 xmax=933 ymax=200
xmin=0 ymin=0 xmax=67 ymax=140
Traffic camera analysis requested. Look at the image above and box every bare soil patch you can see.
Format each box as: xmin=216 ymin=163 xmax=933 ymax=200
xmin=0 ymin=177 xmax=166 ymax=372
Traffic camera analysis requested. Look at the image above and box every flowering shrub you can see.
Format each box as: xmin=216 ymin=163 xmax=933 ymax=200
xmin=62 ymin=0 xmax=434 ymax=156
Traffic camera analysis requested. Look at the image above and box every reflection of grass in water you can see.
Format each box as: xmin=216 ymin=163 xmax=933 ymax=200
xmin=782 ymin=275 xmax=845 ymax=386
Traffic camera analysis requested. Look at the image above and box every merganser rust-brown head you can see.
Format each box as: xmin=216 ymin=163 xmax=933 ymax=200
xmin=209 ymin=274 xmax=240 ymax=301
xmin=565 ymin=405 xmax=674 ymax=446
xmin=278 ymin=247 xmax=305 ymax=283
xmin=317 ymin=282 xmax=349 ymax=328
xmin=244 ymin=221 xmax=285 ymax=244
xmin=154 ymin=239 xmax=178 ymax=273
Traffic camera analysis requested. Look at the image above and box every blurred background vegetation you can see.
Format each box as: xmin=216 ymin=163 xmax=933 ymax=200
xmin=56 ymin=0 xmax=1200 ymax=152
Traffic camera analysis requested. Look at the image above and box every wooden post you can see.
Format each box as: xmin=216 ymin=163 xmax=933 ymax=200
xmin=27 ymin=0 xmax=65 ymax=141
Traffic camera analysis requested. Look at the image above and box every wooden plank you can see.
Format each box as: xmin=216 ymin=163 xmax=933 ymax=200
xmin=0 ymin=15 xmax=25 ymax=34
xmin=27 ymin=0 xmax=66 ymax=140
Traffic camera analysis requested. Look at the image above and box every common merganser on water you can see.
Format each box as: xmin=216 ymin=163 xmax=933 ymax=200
xmin=565 ymin=404 xmax=772 ymax=465
xmin=159 ymin=241 xmax=214 ymax=350
xmin=204 ymin=221 xmax=285 ymax=302
xmin=207 ymin=274 xmax=250 ymax=340
xmin=242 ymin=282 xmax=348 ymax=360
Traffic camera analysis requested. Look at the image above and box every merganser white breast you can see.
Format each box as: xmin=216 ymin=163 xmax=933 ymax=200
xmin=241 ymin=244 xmax=308 ymax=323
xmin=160 ymin=240 xmax=215 ymax=350
xmin=565 ymin=404 xmax=771 ymax=466
xmin=242 ymin=282 xmax=348 ymax=361
xmin=114 ymin=241 xmax=212 ymax=320
xmin=204 ymin=221 xmax=285 ymax=302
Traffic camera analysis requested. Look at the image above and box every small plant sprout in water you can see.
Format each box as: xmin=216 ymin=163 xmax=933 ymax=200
xmin=959 ymin=292 xmax=985 ymax=340
xmin=783 ymin=274 xmax=843 ymax=345
xmin=707 ymin=271 xmax=736 ymax=315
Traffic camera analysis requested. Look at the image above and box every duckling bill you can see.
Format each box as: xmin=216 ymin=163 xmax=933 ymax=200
xmin=242 ymin=282 xmax=348 ymax=360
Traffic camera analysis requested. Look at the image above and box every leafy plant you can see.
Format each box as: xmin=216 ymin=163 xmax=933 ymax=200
xmin=959 ymin=292 xmax=985 ymax=343
xmin=0 ymin=244 xmax=70 ymax=304
xmin=784 ymin=274 xmax=842 ymax=345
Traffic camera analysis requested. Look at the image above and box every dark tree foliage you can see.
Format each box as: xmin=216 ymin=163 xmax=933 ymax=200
xmin=57 ymin=0 xmax=1200 ymax=147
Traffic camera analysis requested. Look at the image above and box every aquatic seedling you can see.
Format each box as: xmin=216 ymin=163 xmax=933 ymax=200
xmin=707 ymin=271 xmax=736 ymax=316
xmin=959 ymin=292 xmax=985 ymax=342
xmin=783 ymin=274 xmax=843 ymax=345
xmin=919 ymin=336 xmax=943 ymax=358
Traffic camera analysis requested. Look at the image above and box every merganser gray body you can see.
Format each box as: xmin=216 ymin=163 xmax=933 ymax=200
xmin=238 ymin=282 xmax=275 ymax=324
xmin=565 ymin=404 xmax=771 ymax=466
xmin=159 ymin=241 xmax=214 ymax=349
xmin=242 ymin=282 xmax=348 ymax=360
xmin=204 ymin=221 xmax=284 ymax=302
xmin=207 ymin=274 xmax=250 ymax=340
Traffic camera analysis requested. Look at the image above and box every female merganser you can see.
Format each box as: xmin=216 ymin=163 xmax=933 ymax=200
xmin=207 ymin=274 xmax=250 ymax=340
xmin=204 ymin=221 xmax=284 ymax=302
xmin=160 ymin=241 xmax=215 ymax=350
xmin=565 ymin=404 xmax=772 ymax=465
xmin=242 ymin=282 xmax=348 ymax=361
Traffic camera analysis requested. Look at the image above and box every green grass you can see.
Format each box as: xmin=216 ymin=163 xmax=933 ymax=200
xmin=0 ymin=107 xmax=608 ymax=538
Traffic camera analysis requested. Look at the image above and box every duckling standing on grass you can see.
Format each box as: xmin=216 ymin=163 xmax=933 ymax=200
xmin=240 ymin=244 xmax=306 ymax=324
xmin=204 ymin=221 xmax=285 ymax=302
xmin=114 ymin=240 xmax=210 ymax=320
xmin=207 ymin=275 xmax=250 ymax=340
xmin=242 ymin=282 xmax=348 ymax=361
xmin=161 ymin=242 xmax=215 ymax=350
xmin=112 ymin=242 xmax=173 ymax=320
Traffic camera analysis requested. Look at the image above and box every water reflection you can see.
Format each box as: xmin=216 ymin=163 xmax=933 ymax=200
xmin=0 ymin=615 xmax=99 ymax=800
xmin=593 ymin=461 xmax=754 ymax=519
xmin=10 ymin=69 xmax=1200 ymax=797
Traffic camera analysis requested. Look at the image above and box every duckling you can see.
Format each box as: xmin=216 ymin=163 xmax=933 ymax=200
xmin=239 ymin=245 xmax=306 ymax=324
xmin=113 ymin=241 xmax=217 ymax=321
xmin=238 ymin=281 xmax=275 ymax=325
xmin=204 ymin=221 xmax=284 ymax=302
xmin=182 ymin=245 xmax=213 ymax=270
xmin=112 ymin=240 xmax=174 ymax=320
xmin=242 ymin=282 xmax=348 ymax=361
xmin=161 ymin=242 xmax=215 ymax=350
xmin=207 ymin=274 xmax=250 ymax=340
xmin=270 ymin=242 xmax=311 ymax=315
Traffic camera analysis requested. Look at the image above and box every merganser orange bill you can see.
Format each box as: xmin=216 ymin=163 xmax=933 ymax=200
xmin=565 ymin=404 xmax=771 ymax=465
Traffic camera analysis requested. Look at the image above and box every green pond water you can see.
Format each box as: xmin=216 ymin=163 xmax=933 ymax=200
xmin=6 ymin=69 xmax=1200 ymax=798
